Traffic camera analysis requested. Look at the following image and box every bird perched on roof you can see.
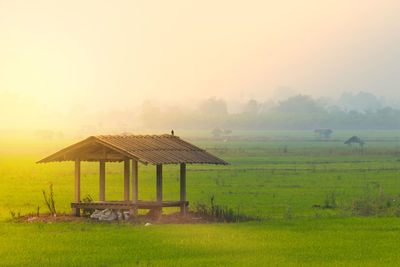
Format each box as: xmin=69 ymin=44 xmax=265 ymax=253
xmin=171 ymin=129 xmax=174 ymax=136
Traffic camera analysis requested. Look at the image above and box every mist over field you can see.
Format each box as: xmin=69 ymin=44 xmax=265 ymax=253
xmin=1 ymin=89 xmax=400 ymax=135
xmin=2 ymin=0 xmax=400 ymax=134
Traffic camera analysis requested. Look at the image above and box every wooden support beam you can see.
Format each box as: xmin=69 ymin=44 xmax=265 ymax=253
xmin=130 ymin=160 xmax=139 ymax=217
xmin=132 ymin=160 xmax=138 ymax=202
xmin=156 ymin=164 xmax=163 ymax=202
xmin=180 ymin=163 xmax=187 ymax=214
xmin=99 ymin=160 xmax=105 ymax=201
xmin=73 ymin=160 xmax=81 ymax=216
xmin=124 ymin=159 xmax=130 ymax=201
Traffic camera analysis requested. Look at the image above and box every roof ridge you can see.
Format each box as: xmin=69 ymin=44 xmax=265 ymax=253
xmin=97 ymin=134 xmax=175 ymax=138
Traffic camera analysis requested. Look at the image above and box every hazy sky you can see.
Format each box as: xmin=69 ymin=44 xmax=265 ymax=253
xmin=1 ymin=0 xmax=400 ymax=111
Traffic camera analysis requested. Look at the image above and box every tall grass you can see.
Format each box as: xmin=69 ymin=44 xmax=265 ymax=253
xmin=192 ymin=195 xmax=260 ymax=222
xmin=348 ymin=188 xmax=400 ymax=217
xmin=42 ymin=183 xmax=56 ymax=215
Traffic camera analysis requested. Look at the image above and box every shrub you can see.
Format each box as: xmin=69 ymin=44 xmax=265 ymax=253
xmin=350 ymin=189 xmax=400 ymax=216
xmin=284 ymin=206 xmax=293 ymax=219
xmin=192 ymin=195 xmax=259 ymax=222
xmin=81 ymin=194 xmax=94 ymax=216
xmin=323 ymin=191 xmax=337 ymax=209
xmin=42 ymin=183 xmax=56 ymax=215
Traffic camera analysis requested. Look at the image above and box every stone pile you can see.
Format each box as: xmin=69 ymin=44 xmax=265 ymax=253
xmin=90 ymin=209 xmax=130 ymax=221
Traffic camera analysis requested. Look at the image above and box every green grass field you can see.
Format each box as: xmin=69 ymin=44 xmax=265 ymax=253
xmin=1 ymin=130 xmax=400 ymax=266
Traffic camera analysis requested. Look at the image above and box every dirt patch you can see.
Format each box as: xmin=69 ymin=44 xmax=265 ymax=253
xmin=141 ymin=212 xmax=222 ymax=224
xmin=13 ymin=212 xmax=220 ymax=224
xmin=14 ymin=213 xmax=87 ymax=223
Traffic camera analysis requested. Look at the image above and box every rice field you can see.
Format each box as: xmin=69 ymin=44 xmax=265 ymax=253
xmin=1 ymin=130 xmax=400 ymax=266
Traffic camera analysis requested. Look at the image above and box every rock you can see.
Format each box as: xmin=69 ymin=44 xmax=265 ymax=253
xmin=99 ymin=210 xmax=117 ymax=221
xmin=123 ymin=211 xmax=130 ymax=221
xmin=90 ymin=209 xmax=103 ymax=219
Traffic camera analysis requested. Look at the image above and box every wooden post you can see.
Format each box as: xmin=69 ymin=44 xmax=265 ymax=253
xmin=180 ymin=163 xmax=187 ymax=214
xmin=132 ymin=160 xmax=138 ymax=202
xmin=156 ymin=164 xmax=162 ymax=202
xmin=130 ymin=160 xmax=139 ymax=217
xmin=124 ymin=159 xmax=130 ymax=201
xmin=99 ymin=160 xmax=105 ymax=201
xmin=73 ymin=160 xmax=81 ymax=216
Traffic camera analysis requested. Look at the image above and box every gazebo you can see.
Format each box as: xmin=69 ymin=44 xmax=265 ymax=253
xmin=37 ymin=134 xmax=228 ymax=217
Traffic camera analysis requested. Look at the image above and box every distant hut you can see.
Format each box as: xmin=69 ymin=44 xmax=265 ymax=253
xmin=37 ymin=134 xmax=228 ymax=217
xmin=344 ymin=136 xmax=365 ymax=147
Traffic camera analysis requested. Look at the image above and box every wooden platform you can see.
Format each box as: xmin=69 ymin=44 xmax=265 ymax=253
xmin=71 ymin=200 xmax=189 ymax=211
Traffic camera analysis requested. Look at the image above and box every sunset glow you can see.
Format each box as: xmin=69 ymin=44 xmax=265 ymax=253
xmin=1 ymin=0 xmax=399 ymax=116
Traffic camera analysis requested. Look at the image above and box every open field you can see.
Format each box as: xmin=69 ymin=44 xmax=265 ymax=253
xmin=1 ymin=218 xmax=400 ymax=266
xmin=1 ymin=130 xmax=400 ymax=265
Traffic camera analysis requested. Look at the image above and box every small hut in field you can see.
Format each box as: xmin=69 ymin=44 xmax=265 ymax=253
xmin=344 ymin=136 xmax=365 ymax=147
xmin=37 ymin=134 xmax=228 ymax=216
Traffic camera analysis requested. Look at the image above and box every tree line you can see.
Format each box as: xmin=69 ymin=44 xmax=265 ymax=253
xmin=140 ymin=95 xmax=400 ymax=130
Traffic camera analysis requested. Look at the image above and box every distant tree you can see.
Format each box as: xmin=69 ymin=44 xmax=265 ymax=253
xmin=377 ymin=107 xmax=395 ymax=115
xmin=211 ymin=127 xmax=223 ymax=138
xmin=242 ymin=99 xmax=259 ymax=114
xmin=314 ymin=129 xmax=333 ymax=139
xmin=275 ymin=95 xmax=325 ymax=114
xmin=338 ymin=92 xmax=383 ymax=113
xmin=258 ymin=100 xmax=276 ymax=114
xmin=199 ymin=97 xmax=228 ymax=116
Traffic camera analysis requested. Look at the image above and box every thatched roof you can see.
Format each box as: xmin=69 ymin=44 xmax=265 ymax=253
xmin=344 ymin=136 xmax=364 ymax=145
xmin=37 ymin=134 xmax=228 ymax=165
